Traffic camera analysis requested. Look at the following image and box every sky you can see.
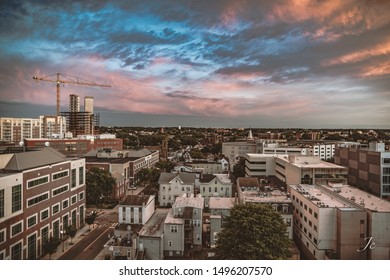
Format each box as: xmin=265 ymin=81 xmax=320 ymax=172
xmin=0 ymin=0 xmax=389 ymax=128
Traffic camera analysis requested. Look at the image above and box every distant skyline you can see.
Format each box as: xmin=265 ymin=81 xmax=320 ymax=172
xmin=0 ymin=1 xmax=389 ymax=128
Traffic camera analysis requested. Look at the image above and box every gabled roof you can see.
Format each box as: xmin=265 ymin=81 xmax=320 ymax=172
xmin=158 ymin=172 xmax=196 ymax=184
xmin=3 ymin=147 xmax=66 ymax=171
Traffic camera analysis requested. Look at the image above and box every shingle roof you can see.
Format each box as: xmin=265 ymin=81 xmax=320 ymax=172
xmin=3 ymin=147 xmax=66 ymax=171
xmin=158 ymin=172 xmax=196 ymax=184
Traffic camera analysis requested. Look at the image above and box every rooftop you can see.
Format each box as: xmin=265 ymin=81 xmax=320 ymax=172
xmin=158 ymin=172 xmax=196 ymax=184
xmin=242 ymin=189 xmax=292 ymax=204
xmin=291 ymin=184 xmax=390 ymax=212
xmin=322 ymin=184 xmax=390 ymax=212
xmin=237 ymin=177 xmax=260 ymax=188
xmin=164 ymin=208 xmax=184 ymax=224
xmin=174 ymin=195 xmax=204 ymax=209
xmin=119 ymin=194 xmax=153 ymax=206
xmin=279 ymin=155 xmax=347 ymax=169
xmin=139 ymin=208 xmax=169 ymax=238
xmin=209 ymin=197 xmax=236 ymax=209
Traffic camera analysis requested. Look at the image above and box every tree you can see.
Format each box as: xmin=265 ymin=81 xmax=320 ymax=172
xmin=215 ymin=203 xmax=292 ymax=260
xmin=85 ymin=211 xmax=98 ymax=230
xmin=86 ymin=167 xmax=116 ymax=207
xmin=232 ymin=157 xmax=245 ymax=179
xmin=65 ymin=225 xmax=77 ymax=245
xmin=42 ymin=236 xmax=60 ymax=260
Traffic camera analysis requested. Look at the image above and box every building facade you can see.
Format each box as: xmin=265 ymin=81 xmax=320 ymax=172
xmin=0 ymin=147 xmax=86 ymax=260
xmin=289 ymin=183 xmax=390 ymax=260
xmin=158 ymin=173 xmax=196 ymax=207
xmin=163 ymin=195 xmax=204 ymax=258
xmin=118 ymin=195 xmax=155 ymax=225
xmin=334 ymin=142 xmax=390 ymax=199
xmin=199 ymin=174 xmax=232 ymax=207
xmin=275 ymin=155 xmax=348 ymax=186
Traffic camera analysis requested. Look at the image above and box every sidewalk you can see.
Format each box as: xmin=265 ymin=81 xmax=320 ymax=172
xmin=41 ymin=224 xmax=99 ymax=260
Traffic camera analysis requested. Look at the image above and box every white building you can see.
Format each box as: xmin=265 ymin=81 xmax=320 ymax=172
xmin=199 ymin=174 xmax=233 ymax=207
xmin=245 ymin=153 xmax=288 ymax=177
xmin=158 ymin=172 xmax=196 ymax=206
xmin=118 ymin=194 xmax=155 ymax=225
xmin=275 ymin=155 xmax=348 ymax=186
xmin=289 ymin=184 xmax=390 ymax=260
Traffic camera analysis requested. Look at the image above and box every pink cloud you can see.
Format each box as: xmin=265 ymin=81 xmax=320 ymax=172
xmin=322 ymin=40 xmax=390 ymax=66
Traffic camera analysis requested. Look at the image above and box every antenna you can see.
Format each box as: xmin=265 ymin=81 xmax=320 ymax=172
xmin=19 ymin=141 xmax=24 ymax=147
xmin=45 ymin=141 xmax=50 ymax=147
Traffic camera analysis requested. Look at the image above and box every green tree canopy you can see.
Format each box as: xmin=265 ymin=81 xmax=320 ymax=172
xmin=215 ymin=203 xmax=291 ymax=260
xmin=86 ymin=167 xmax=116 ymax=207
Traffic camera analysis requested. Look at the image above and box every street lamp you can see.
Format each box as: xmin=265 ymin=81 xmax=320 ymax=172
xmin=60 ymin=230 xmax=64 ymax=252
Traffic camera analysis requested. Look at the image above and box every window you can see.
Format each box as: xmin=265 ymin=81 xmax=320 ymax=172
xmin=314 ymin=225 xmax=318 ymax=232
xmin=27 ymin=176 xmax=49 ymax=189
xmin=170 ymin=225 xmax=178 ymax=233
xmin=168 ymin=241 xmax=172 ymax=246
xmin=0 ymin=229 xmax=5 ymax=244
xmin=52 ymin=170 xmax=69 ymax=181
xmin=79 ymin=191 xmax=84 ymax=201
xmin=41 ymin=226 xmax=49 ymax=244
xmin=71 ymin=195 xmax=77 ymax=205
xmin=314 ymin=238 xmax=317 ymax=245
xmin=27 ymin=215 xmax=37 ymax=228
xmin=27 ymin=234 xmax=37 ymax=260
xmin=286 ymin=218 xmax=291 ymax=226
xmin=360 ymin=220 xmax=365 ymax=225
xmin=11 ymin=242 xmax=22 ymax=260
xmin=52 ymin=203 xmax=60 ymax=215
xmin=41 ymin=208 xmax=49 ymax=221
xmin=12 ymin=184 xmax=22 ymax=213
xmin=27 ymin=193 xmax=49 ymax=207
xmin=215 ymin=187 xmax=218 ymax=192
xmin=62 ymin=199 xmax=69 ymax=209
xmin=309 ymin=208 xmax=313 ymax=214
xmin=314 ymin=212 xmax=318 ymax=219
xmin=309 ymin=221 xmax=312 ymax=227
xmin=52 ymin=185 xmax=69 ymax=196
xmin=79 ymin=166 xmax=84 ymax=185
xmin=11 ymin=222 xmax=23 ymax=237
xmin=0 ymin=189 xmax=4 ymax=218
xmin=71 ymin=168 xmax=76 ymax=188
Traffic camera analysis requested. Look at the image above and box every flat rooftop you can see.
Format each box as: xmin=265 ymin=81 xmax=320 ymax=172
xmin=164 ymin=208 xmax=184 ymax=225
xmin=209 ymin=197 xmax=236 ymax=209
xmin=291 ymin=184 xmax=390 ymax=212
xmin=291 ymin=184 xmax=347 ymax=208
xmin=322 ymin=184 xmax=390 ymax=212
xmin=242 ymin=189 xmax=292 ymax=204
xmin=174 ymin=195 xmax=204 ymax=209
xmin=139 ymin=208 xmax=169 ymax=238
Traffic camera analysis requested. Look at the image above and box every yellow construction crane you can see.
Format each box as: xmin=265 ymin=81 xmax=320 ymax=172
xmin=33 ymin=72 xmax=111 ymax=116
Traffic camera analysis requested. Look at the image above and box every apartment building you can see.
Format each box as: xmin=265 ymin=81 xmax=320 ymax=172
xmin=334 ymin=142 xmax=390 ymax=199
xmin=199 ymin=174 xmax=232 ymax=207
xmin=163 ymin=195 xmax=204 ymax=257
xmin=158 ymin=172 xmax=196 ymax=206
xmin=275 ymin=155 xmax=348 ymax=186
xmin=289 ymin=184 xmax=390 ymax=260
xmin=0 ymin=147 xmax=86 ymax=260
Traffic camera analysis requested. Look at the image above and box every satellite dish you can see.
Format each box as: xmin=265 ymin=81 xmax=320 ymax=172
xmin=19 ymin=141 xmax=24 ymax=147
xmin=45 ymin=142 xmax=50 ymax=147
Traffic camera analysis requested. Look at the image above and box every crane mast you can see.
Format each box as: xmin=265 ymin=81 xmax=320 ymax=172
xmin=33 ymin=72 xmax=111 ymax=117
xmin=33 ymin=72 xmax=111 ymax=135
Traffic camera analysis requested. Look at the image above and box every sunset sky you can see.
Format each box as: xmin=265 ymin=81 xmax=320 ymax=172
xmin=0 ymin=0 xmax=389 ymax=128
